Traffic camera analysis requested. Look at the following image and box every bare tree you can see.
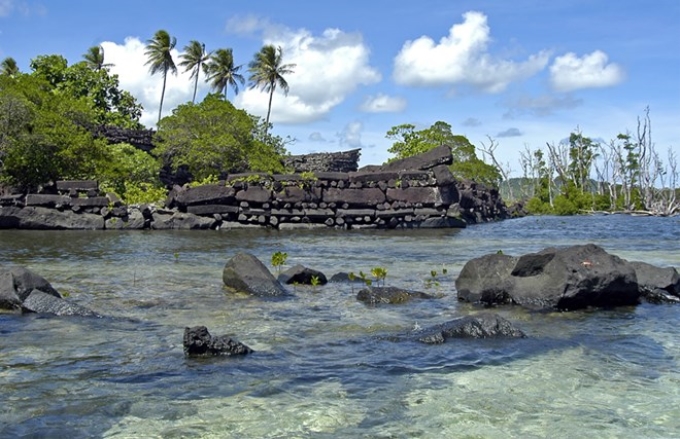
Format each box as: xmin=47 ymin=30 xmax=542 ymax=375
xmin=479 ymin=136 xmax=514 ymax=201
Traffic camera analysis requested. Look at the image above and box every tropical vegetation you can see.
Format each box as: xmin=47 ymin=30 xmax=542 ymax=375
xmin=0 ymin=29 xmax=676 ymax=216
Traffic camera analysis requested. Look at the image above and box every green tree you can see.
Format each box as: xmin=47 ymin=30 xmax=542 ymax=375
xmin=29 ymin=55 xmax=142 ymax=128
xmin=82 ymin=45 xmax=112 ymax=71
xmin=97 ymin=143 xmax=162 ymax=199
xmin=386 ymin=121 xmax=501 ymax=186
xmin=0 ymin=57 xmax=20 ymax=76
xmin=206 ymin=48 xmax=244 ymax=101
xmin=247 ymin=45 xmax=295 ymax=133
xmin=0 ymin=74 xmax=108 ymax=189
xmin=154 ymin=93 xmax=285 ymax=180
xmin=145 ymin=29 xmax=177 ymax=123
xmin=179 ymin=40 xmax=210 ymax=104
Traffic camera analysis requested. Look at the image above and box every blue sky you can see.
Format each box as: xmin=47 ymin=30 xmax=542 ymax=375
xmin=1 ymin=0 xmax=678 ymax=171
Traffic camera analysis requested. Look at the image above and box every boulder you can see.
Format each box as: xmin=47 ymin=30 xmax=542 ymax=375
xmin=183 ymin=326 xmax=253 ymax=357
xmin=630 ymin=261 xmax=680 ymax=296
xmin=0 ymin=206 xmax=105 ymax=230
xmin=357 ymin=286 xmax=434 ymax=305
xmin=416 ymin=313 xmax=526 ymax=344
xmin=22 ymin=290 xmax=99 ymax=317
xmin=223 ymin=252 xmax=289 ymax=297
xmin=0 ymin=266 xmax=97 ymax=316
xmin=456 ymin=244 xmax=641 ymax=311
xmin=278 ymin=264 xmax=328 ymax=285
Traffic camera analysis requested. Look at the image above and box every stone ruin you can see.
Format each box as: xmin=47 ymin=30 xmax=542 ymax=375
xmin=0 ymin=145 xmax=508 ymax=230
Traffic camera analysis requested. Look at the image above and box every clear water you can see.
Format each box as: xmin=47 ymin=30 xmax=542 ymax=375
xmin=1 ymin=215 xmax=679 ymax=438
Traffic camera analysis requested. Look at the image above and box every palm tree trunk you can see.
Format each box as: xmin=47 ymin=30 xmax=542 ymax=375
xmin=265 ymin=86 xmax=274 ymax=135
xmin=158 ymin=70 xmax=168 ymax=123
xmin=224 ymin=83 xmax=229 ymax=101
xmin=192 ymin=68 xmax=199 ymax=103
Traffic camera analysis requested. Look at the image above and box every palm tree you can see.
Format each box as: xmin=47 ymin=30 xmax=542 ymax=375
xmin=247 ymin=45 xmax=296 ymax=133
xmin=205 ymin=48 xmax=244 ymax=101
xmin=178 ymin=40 xmax=210 ymax=103
xmin=0 ymin=57 xmax=19 ymax=76
xmin=82 ymin=45 xmax=112 ymax=71
xmin=144 ymin=29 xmax=177 ymax=123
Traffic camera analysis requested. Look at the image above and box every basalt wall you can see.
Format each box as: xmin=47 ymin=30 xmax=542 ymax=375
xmin=0 ymin=146 xmax=508 ymax=230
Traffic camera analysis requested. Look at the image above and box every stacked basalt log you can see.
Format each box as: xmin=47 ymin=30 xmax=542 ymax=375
xmin=167 ymin=145 xmax=508 ymax=229
xmin=0 ymin=145 xmax=509 ymax=230
xmin=282 ymin=149 xmax=361 ymax=173
xmin=93 ymin=125 xmax=155 ymax=153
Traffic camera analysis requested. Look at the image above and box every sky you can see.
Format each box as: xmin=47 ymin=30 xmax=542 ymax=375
xmin=1 ymin=0 xmax=678 ymax=172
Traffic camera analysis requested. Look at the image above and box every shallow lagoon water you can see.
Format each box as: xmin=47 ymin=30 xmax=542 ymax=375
xmin=1 ymin=215 xmax=679 ymax=438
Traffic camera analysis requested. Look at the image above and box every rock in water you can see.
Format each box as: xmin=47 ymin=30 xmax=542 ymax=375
xmin=222 ymin=252 xmax=289 ymax=297
xmin=416 ymin=313 xmax=526 ymax=344
xmin=183 ymin=326 xmax=253 ymax=357
xmin=456 ymin=244 xmax=640 ymax=311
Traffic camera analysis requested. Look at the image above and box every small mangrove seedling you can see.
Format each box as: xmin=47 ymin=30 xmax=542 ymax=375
xmin=271 ymin=251 xmax=288 ymax=274
xmin=173 ymin=252 xmax=180 ymax=262
xmin=371 ymin=267 xmax=388 ymax=287
xmin=359 ymin=271 xmax=372 ymax=287
xmin=310 ymin=275 xmax=321 ymax=291
xmin=348 ymin=271 xmax=356 ymax=293
xmin=425 ymin=269 xmax=440 ymax=290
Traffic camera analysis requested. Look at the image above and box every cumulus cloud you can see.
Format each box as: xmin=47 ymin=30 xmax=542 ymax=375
xmin=393 ymin=11 xmax=550 ymax=93
xmin=502 ymin=93 xmax=583 ymax=118
xmin=308 ymin=132 xmax=327 ymax=142
xmin=336 ymin=121 xmax=367 ymax=148
xmin=235 ymin=24 xmax=381 ymax=124
xmin=102 ymin=38 xmax=210 ymax=128
xmin=462 ymin=117 xmax=482 ymax=127
xmin=359 ymin=93 xmax=406 ymax=113
xmin=496 ymin=127 xmax=523 ymax=138
xmin=550 ymin=50 xmax=624 ymax=92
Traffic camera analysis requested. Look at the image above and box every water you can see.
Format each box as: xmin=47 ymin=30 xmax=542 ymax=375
xmin=1 ymin=215 xmax=679 ymax=438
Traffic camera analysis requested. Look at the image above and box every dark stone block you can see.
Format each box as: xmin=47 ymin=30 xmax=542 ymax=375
xmin=56 ymin=180 xmax=99 ymax=192
xmin=187 ymin=204 xmax=240 ymax=216
xmin=379 ymin=145 xmax=452 ymax=171
xmin=323 ymin=188 xmax=385 ymax=207
xmin=174 ymin=184 xmax=236 ymax=207
xmin=25 ymin=194 xmax=71 ymax=208
xmin=235 ymin=186 xmax=272 ymax=204
xmin=71 ymin=197 xmax=109 ymax=208
xmin=386 ymin=187 xmax=439 ymax=205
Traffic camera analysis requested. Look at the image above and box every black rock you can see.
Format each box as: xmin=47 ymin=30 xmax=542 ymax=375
xmin=357 ymin=286 xmax=434 ymax=305
xmin=416 ymin=313 xmax=526 ymax=344
xmin=278 ymin=264 xmax=328 ymax=285
xmin=183 ymin=326 xmax=253 ymax=357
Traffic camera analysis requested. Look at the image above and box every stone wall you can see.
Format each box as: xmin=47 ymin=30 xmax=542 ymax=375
xmin=0 ymin=145 xmax=508 ymax=230
xmin=282 ymin=149 xmax=361 ymax=173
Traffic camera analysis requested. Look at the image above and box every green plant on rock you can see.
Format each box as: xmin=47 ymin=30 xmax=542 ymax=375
xmin=358 ymin=271 xmax=372 ymax=287
xmin=189 ymin=175 xmax=219 ymax=188
xmin=271 ymin=251 xmax=288 ymax=274
xmin=371 ymin=267 xmax=387 ymax=287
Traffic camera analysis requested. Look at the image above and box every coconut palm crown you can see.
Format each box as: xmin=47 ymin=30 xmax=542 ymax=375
xmin=82 ymin=45 xmax=113 ymax=71
xmin=144 ymin=29 xmax=177 ymax=123
xmin=178 ymin=40 xmax=210 ymax=104
xmin=247 ymin=45 xmax=296 ymax=132
xmin=206 ymin=48 xmax=245 ymax=101
xmin=0 ymin=57 xmax=19 ymax=76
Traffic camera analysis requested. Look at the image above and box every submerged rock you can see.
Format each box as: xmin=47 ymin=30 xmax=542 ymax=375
xmin=357 ymin=286 xmax=434 ymax=305
xmin=183 ymin=326 xmax=253 ymax=357
xmin=0 ymin=266 xmax=98 ymax=316
xmin=222 ymin=252 xmax=289 ymax=297
xmin=415 ymin=313 xmax=526 ymax=344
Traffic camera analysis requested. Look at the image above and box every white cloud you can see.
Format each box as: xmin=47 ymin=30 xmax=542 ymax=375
xmin=550 ymin=50 xmax=624 ymax=92
xmin=503 ymin=93 xmax=583 ymax=118
xmin=393 ymin=11 xmax=550 ymax=93
xmin=0 ymin=0 xmax=45 ymax=17
xmin=235 ymin=25 xmax=381 ymax=124
xmin=337 ymin=121 xmax=366 ymax=148
xmin=360 ymin=93 xmax=406 ymax=113
xmin=102 ymin=38 xmax=210 ymax=128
